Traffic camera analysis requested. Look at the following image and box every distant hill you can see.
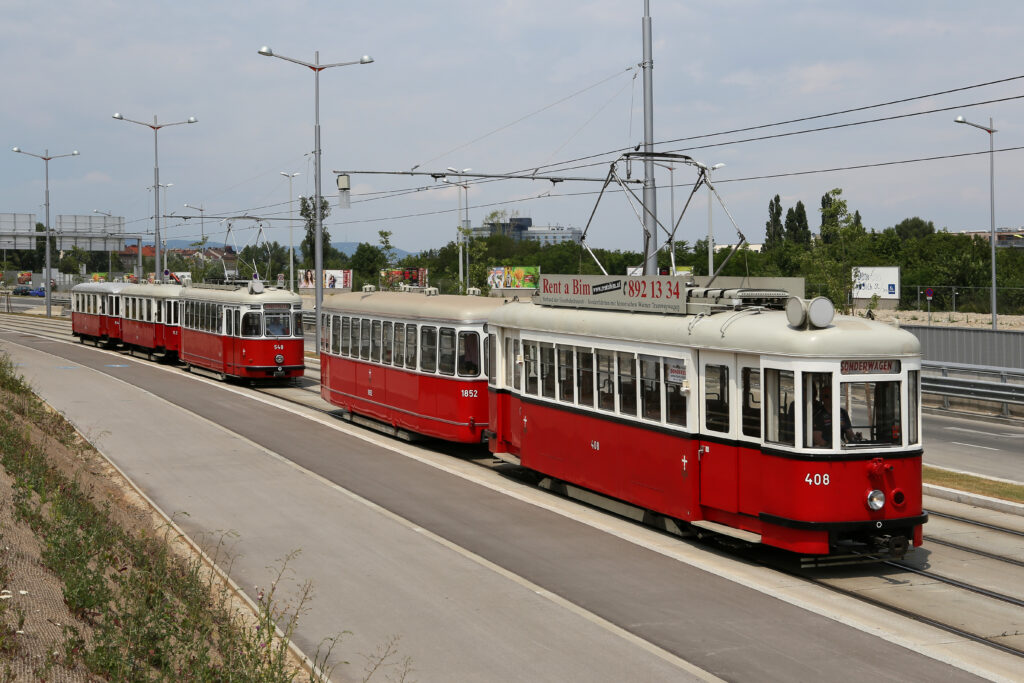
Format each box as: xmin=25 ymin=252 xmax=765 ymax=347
xmin=161 ymin=239 xmax=415 ymax=258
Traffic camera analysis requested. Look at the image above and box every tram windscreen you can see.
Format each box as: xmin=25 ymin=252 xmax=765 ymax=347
xmin=840 ymin=380 xmax=902 ymax=447
xmin=265 ymin=313 xmax=292 ymax=337
xmin=241 ymin=312 xmax=262 ymax=338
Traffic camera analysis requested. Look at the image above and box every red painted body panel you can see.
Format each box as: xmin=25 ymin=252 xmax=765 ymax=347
xmin=121 ymin=320 xmax=180 ymax=354
xmin=181 ymin=330 xmax=303 ymax=379
xmin=489 ymin=393 xmax=924 ymax=555
xmin=71 ymin=313 xmax=122 ymax=342
xmin=321 ymin=353 xmax=489 ymax=443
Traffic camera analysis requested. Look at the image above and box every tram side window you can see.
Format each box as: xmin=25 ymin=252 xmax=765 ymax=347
xmin=704 ymin=364 xmax=730 ymax=433
xmin=504 ymin=338 xmax=515 ymax=387
xmin=523 ymin=342 xmax=539 ymax=395
xmin=371 ymin=320 xmax=382 ymax=363
xmin=350 ymin=317 xmax=361 ymax=357
xmin=512 ymin=339 xmax=521 ymax=391
xmin=150 ymin=299 xmax=156 ymax=323
xmin=577 ymin=349 xmax=594 ymax=407
xmin=341 ymin=317 xmax=351 ymax=356
xmin=640 ymin=355 xmax=661 ymax=421
xmin=840 ymin=380 xmax=901 ymax=447
xmin=382 ymin=322 xmax=393 ymax=365
xmin=360 ymin=319 xmax=371 ymax=360
xmin=596 ymin=350 xmax=615 ymax=411
xmin=331 ymin=315 xmax=341 ymax=355
xmin=540 ymin=343 xmax=556 ymax=398
xmin=664 ymin=359 xmax=687 ymax=427
xmin=394 ymin=322 xmax=405 ymax=367
xmin=405 ymin=324 xmax=417 ymax=370
xmin=438 ymin=328 xmax=456 ymax=375
xmin=294 ymin=311 xmax=303 ymax=337
xmin=806 ymin=372 xmax=834 ymax=448
xmin=742 ymin=368 xmax=762 ymax=438
xmin=487 ymin=333 xmax=497 ymax=384
xmin=226 ymin=310 xmax=233 ymax=336
xmin=234 ymin=310 xmax=240 ymax=337
xmin=557 ymin=345 xmax=574 ymax=403
xmin=908 ymin=371 xmax=919 ymax=445
xmin=458 ymin=331 xmax=480 ymax=377
xmin=618 ymin=352 xmax=637 ymax=417
xmin=764 ymin=368 xmax=795 ymax=446
xmin=420 ymin=326 xmax=437 ymax=373
xmin=241 ymin=312 xmax=262 ymax=338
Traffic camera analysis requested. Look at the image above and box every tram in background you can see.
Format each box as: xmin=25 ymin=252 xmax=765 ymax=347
xmin=484 ymin=275 xmax=926 ymax=559
xmin=179 ymin=281 xmax=305 ymax=380
xmin=319 ymin=290 xmax=504 ymax=442
xmin=119 ymin=283 xmax=183 ymax=358
xmin=70 ymin=281 xmax=132 ymax=345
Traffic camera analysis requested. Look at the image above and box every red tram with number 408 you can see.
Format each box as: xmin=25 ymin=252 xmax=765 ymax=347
xmin=319 ymin=275 xmax=926 ymax=562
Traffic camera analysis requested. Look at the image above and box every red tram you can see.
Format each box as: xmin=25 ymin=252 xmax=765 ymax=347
xmin=318 ymin=277 xmax=926 ymax=559
xmin=179 ymin=281 xmax=305 ymax=380
xmin=118 ymin=283 xmax=183 ymax=358
xmin=71 ymin=281 xmax=132 ymax=345
xmin=319 ymin=290 xmax=504 ymax=442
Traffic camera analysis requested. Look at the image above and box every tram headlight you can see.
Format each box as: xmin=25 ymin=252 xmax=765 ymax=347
xmin=275 ymin=354 xmax=285 ymax=364
xmin=867 ymin=489 xmax=886 ymax=511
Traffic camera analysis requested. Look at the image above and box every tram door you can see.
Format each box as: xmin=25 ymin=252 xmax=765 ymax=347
xmin=698 ymin=351 xmax=739 ymax=513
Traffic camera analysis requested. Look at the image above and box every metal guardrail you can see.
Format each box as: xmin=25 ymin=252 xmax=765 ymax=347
xmin=921 ymin=361 xmax=1024 ymax=416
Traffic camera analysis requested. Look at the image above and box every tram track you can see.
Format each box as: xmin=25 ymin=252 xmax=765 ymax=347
xmin=5 ymin=311 xmax=1024 ymax=662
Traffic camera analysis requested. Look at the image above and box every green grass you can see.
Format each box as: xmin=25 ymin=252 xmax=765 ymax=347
xmin=923 ymin=466 xmax=1024 ymax=504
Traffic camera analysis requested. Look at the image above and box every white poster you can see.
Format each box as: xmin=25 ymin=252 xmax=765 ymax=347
xmin=853 ymin=266 xmax=900 ymax=300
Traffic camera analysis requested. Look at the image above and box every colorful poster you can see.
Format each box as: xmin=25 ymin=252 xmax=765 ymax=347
xmin=89 ymin=272 xmax=109 ymax=282
xmin=324 ymin=269 xmax=353 ymax=290
xmin=380 ymin=268 xmax=428 ymax=289
xmin=17 ymin=272 xmax=31 ymax=284
xmin=490 ymin=266 xmax=540 ymax=289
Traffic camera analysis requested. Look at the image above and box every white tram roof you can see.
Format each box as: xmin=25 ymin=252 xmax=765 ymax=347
xmin=120 ymin=283 xmax=183 ymax=300
xmin=323 ymin=291 xmax=508 ymax=324
xmin=181 ymin=283 xmax=302 ymax=306
xmin=71 ymin=281 xmax=133 ymax=295
xmin=488 ymin=299 xmax=921 ymax=359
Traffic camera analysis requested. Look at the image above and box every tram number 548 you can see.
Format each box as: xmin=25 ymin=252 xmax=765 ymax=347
xmin=805 ymin=473 xmax=831 ymax=486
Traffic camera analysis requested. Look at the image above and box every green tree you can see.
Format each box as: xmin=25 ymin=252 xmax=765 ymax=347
xmin=784 ymin=201 xmax=810 ymax=244
xmin=764 ymin=195 xmax=784 ymax=251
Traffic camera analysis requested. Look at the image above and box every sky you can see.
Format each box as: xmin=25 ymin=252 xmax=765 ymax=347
xmin=3 ymin=1 xmax=1023 ymax=259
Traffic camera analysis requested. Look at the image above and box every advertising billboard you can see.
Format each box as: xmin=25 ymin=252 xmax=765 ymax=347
xmin=487 ymin=266 xmax=540 ymax=289
xmin=852 ymin=266 xmax=900 ymax=300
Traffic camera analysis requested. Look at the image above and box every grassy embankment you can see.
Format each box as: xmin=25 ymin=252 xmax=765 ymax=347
xmin=0 ymin=351 xmax=339 ymax=681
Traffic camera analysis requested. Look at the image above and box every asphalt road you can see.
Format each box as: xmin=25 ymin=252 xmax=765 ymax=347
xmin=923 ymin=411 xmax=1024 ymax=482
xmin=0 ymin=330 xmax=1009 ymax=682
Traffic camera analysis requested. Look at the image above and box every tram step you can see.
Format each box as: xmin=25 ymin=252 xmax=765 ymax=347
xmin=692 ymin=520 xmax=762 ymax=544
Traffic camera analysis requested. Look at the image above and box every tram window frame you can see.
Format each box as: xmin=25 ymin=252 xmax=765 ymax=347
xmin=371 ymin=320 xmax=382 ymax=363
xmin=294 ymin=311 xmax=303 ymax=338
xmin=805 ymin=372 xmax=834 ymax=448
xmin=704 ymin=364 xmax=730 ymax=433
xmin=241 ymin=311 xmax=262 ymax=338
xmin=540 ymin=343 xmax=556 ymax=399
xmin=331 ymin=315 xmax=342 ymax=355
xmin=234 ymin=310 xmax=240 ymax=337
xmin=596 ymin=350 xmax=615 ymax=411
xmin=742 ymin=367 xmax=762 ymax=438
xmin=350 ymin=316 xmax=361 ymax=357
xmin=764 ymin=368 xmax=795 ymax=446
xmin=511 ymin=339 xmax=521 ymax=391
xmin=420 ymin=326 xmax=437 ymax=373
xmin=504 ymin=338 xmax=514 ymax=387
xmin=908 ymin=370 xmax=919 ymax=445
xmin=359 ymin=319 xmax=371 ymax=360
xmin=576 ymin=348 xmax=594 ymax=408
xmin=640 ymin=355 xmax=661 ymax=422
xmin=664 ymin=358 xmax=687 ymax=427
xmin=382 ymin=321 xmax=394 ymax=365
xmin=487 ymin=333 xmax=497 ymax=384
xmin=341 ymin=317 xmax=351 ymax=356
xmin=458 ymin=331 xmax=480 ymax=377
xmin=523 ymin=341 xmax=539 ymax=395
xmin=438 ymin=327 xmax=456 ymax=375
xmin=405 ymin=324 xmax=417 ymax=370
xmin=226 ymin=310 xmax=233 ymax=336
xmin=840 ymin=378 xmax=902 ymax=448
xmin=557 ymin=345 xmax=574 ymax=403
xmin=394 ymin=322 xmax=405 ymax=367
xmin=617 ymin=352 xmax=638 ymax=417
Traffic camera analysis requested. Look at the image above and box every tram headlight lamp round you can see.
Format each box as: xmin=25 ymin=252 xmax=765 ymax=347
xmin=867 ymin=489 xmax=886 ymax=511
xmin=275 ymin=354 xmax=284 ymax=364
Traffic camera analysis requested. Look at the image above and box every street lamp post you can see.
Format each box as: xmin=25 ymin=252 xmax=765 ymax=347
xmin=954 ymin=115 xmax=998 ymax=330
xmin=705 ymin=162 xmax=725 ymax=277
xmin=653 ymin=162 xmax=675 ymax=273
xmin=279 ymin=172 xmax=300 ymax=292
xmin=445 ymin=168 xmax=471 ymax=292
xmin=183 ymin=203 xmax=206 ymax=241
xmin=93 ymin=209 xmax=115 ymax=276
xmin=258 ymin=46 xmax=373 ymax=348
xmin=113 ymin=113 xmax=197 ymax=282
xmin=12 ymin=146 xmax=79 ymax=317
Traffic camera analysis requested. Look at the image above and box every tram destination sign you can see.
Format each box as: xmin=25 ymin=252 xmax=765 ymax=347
xmin=537 ymin=274 xmax=688 ymax=314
